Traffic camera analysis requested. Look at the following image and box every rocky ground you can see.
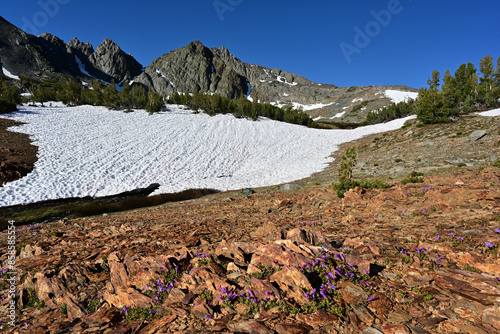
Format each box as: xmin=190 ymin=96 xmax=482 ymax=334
xmin=0 ymin=118 xmax=37 ymax=187
xmin=310 ymin=113 xmax=500 ymax=187
xmin=0 ymin=114 xmax=499 ymax=333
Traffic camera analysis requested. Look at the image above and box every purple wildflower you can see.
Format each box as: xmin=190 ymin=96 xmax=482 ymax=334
xmin=436 ymin=235 xmax=441 ymax=240
xmin=367 ymin=296 xmax=375 ymax=302
xmin=205 ymin=314 xmax=213 ymax=319
xmin=495 ymin=228 xmax=500 ymax=234
xmin=485 ymin=241 xmax=495 ymax=249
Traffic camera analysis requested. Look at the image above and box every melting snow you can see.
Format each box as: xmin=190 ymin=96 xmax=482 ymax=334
xmin=0 ymin=104 xmax=415 ymax=206
xmin=291 ymin=102 xmax=335 ymax=111
xmin=385 ymin=90 xmax=418 ymax=103
xmin=476 ymin=108 xmax=500 ymax=117
xmin=331 ymin=112 xmax=345 ymax=119
xmin=2 ymin=67 xmax=20 ymax=80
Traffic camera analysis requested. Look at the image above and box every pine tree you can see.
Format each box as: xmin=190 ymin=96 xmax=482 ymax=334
xmin=427 ymin=70 xmax=441 ymax=89
xmin=130 ymin=84 xmax=147 ymax=109
xmin=103 ymin=80 xmax=119 ymax=109
xmin=416 ymin=87 xmax=456 ymax=124
xmin=146 ymin=90 xmax=164 ymax=114
xmin=121 ymin=81 xmax=131 ymax=109
xmin=478 ymin=55 xmax=496 ymax=106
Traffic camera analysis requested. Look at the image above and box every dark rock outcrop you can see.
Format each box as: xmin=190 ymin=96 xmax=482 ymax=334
xmin=0 ymin=16 xmax=143 ymax=84
xmin=0 ymin=17 xmax=82 ymax=79
xmin=77 ymin=38 xmax=143 ymax=83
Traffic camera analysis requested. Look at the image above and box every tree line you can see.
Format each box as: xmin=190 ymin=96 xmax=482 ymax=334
xmin=365 ymin=55 xmax=500 ymax=125
xmin=22 ymin=78 xmax=164 ymax=114
xmin=168 ymin=90 xmax=318 ymax=127
xmin=3 ymin=75 xmax=318 ymax=127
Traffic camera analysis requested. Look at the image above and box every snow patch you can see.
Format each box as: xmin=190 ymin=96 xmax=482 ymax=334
xmin=155 ymin=69 xmax=175 ymax=88
xmin=75 ymin=56 xmax=94 ymax=78
xmin=2 ymin=67 xmax=20 ymax=80
xmin=276 ymin=75 xmax=298 ymax=86
xmin=0 ymin=105 xmax=416 ymax=206
xmin=476 ymin=108 xmax=500 ymax=117
xmin=291 ymin=102 xmax=335 ymax=111
xmin=331 ymin=112 xmax=345 ymax=119
xmin=245 ymin=82 xmax=252 ymax=101
xmin=385 ymin=90 xmax=418 ymax=103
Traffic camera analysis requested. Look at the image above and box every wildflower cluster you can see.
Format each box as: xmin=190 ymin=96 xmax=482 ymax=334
xmin=120 ymin=263 xmax=181 ymax=322
xmin=145 ymin=265 xmax=180 ymax=304
xmin=120 ymin=305 xmax=161 ymax=323
xmin=399 ymin=246 xmax=445 ymax=269
xmin=194 ymin=253 xmax=213 ymax=266
xmin=297 ymin=246 xmax=372 ymax=316
xmin=86 ymin=294 xmax=102 ymax=313
xmin=219 ymin=287 xmax=284 ymax=316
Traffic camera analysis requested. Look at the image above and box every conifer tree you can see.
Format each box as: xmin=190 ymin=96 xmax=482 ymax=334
xmin=478 ymin=55 xmax=496 ymax=106
xmin=427 ymin=70 xmax=441 ymax=89
xmin=146 ymin=90 xmax=164 ymax=114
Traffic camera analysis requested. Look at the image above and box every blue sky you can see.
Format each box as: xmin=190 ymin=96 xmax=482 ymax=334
xmin=2 ymin=0 xmax=500 ymax=89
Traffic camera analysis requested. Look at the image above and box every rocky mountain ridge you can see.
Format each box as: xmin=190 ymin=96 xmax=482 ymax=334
xmin=0 ymin=17 xmax=143 ymax=85
xmin=0 ymin=16 xmax=417 ymax=122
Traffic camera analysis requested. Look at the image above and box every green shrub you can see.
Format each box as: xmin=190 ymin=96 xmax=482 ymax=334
xmin=401 ymin=171 xmax=424 ymax=185
xmin=146 ymin=91 xmax=164 ymax=114
xmin=0 ymin=99 xmax=17 ymax=113
xmin=493 ymin=160 xmax=500 ymax=168
xmin=332 ymin=147 xmax=389 ymax=197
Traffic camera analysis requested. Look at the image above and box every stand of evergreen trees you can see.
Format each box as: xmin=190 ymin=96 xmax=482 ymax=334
xmin=23 ymin=78 xmax=165 ymax=114
xmin=168 ymin=90 xmax=318 ymax=128
xmin=366 ymin=55 xmax=500 ymax=125
xmin=15 ymin=77 xmax=317 ymax=127
xmin=0 ymin=71 xmax=21 ymax=113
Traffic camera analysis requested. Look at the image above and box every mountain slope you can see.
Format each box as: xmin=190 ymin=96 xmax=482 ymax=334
xmin=135 ymin=40 xmax=417 ymax=121
xmin=0 ymin=16 xmax=417 ymax=121
xmin=0 ymin=17 xmax=82 ymax=79
xmin=0 ymin=16 xmax=142 ymax=84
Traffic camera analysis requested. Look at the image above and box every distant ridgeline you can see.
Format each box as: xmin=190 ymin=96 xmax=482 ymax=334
xmin=365 ymin=55 xmax=500 ymax=125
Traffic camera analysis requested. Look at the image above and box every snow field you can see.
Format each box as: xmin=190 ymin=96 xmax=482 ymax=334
xmin=0 ymin=104 xmax=416 ymax=206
